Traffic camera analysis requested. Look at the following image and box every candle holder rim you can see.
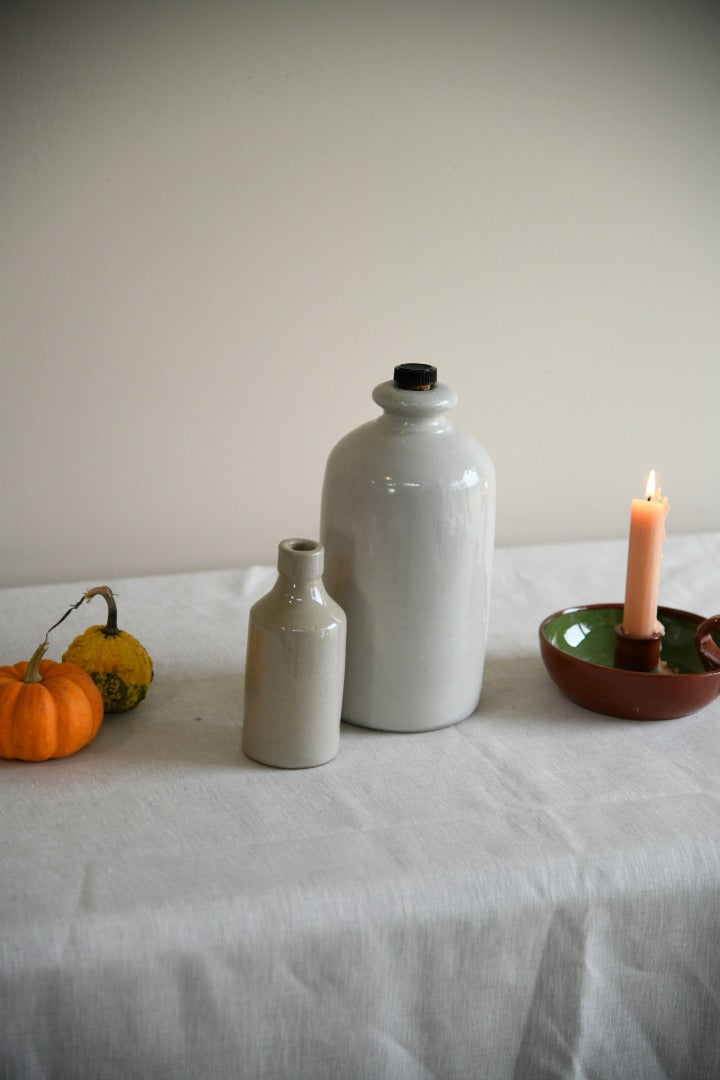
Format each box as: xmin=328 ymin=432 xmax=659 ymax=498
xmin=540 ymin=601 xmax=716 ymax=669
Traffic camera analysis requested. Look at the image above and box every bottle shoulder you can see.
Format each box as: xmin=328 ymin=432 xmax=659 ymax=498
xmin=250 ymin=579 xmax=346 ymax=632
xmin=324 ymin=415 xmax=494 ymax=484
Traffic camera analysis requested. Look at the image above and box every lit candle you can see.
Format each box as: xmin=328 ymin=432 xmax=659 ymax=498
xmin=621 ymin=470 xmax=669 ymax=637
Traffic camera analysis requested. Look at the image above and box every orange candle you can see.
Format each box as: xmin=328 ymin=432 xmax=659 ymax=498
xmin=621 ymin=471 xmax=669 ymax=637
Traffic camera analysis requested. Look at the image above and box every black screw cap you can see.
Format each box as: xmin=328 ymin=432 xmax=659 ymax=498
xmin=393 ymin=363 xmax=438 ymax=390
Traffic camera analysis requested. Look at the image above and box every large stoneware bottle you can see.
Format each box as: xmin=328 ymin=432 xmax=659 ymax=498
xmin=320 ymin=363 xmax=495 ymax=733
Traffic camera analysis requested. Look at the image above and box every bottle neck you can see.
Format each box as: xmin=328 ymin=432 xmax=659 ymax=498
xmin=371 ymin=380 xmax=457 ymax=431
xmin=277 ymin=539 xmax=324 ymax=581
xmin=274 ymin=539 xmax=327 ymax=602
xmin=272 ymin=577 xmax=326 ymax=605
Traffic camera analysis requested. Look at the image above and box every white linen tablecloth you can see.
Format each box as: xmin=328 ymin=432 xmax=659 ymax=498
xmin=1 ymin=533 xmax=719 ymax=1079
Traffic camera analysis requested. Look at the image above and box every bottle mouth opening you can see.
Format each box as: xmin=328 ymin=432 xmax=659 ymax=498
xmin=278 ymin=539 xmax=324 ymax=578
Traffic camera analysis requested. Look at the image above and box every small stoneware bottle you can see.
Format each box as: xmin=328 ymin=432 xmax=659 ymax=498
xmin=320 ymin=363 xmax=495 ymax=733
xmin=242 ymin=539 xmax=346 ymax=768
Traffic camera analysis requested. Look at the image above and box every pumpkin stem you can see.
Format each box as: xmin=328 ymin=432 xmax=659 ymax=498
xmin=84 ymin=586 xmax=120 ymax=636
xmin=24 ymin=640 xmax=49 ymax=683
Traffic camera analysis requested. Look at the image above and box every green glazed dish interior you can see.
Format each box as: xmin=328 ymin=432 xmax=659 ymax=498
xmin=543 ymin=606 xmax=706 ymax=674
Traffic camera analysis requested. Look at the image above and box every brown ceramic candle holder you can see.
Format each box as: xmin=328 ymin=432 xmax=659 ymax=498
xmin=539 ymin=604 xmax=720 ymax=721
xmin=613 ymin=624 xmax=662 ymax=672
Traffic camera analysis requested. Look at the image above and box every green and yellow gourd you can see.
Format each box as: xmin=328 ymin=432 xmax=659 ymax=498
xmin=62 ymin=587 xmax=153 ymax=713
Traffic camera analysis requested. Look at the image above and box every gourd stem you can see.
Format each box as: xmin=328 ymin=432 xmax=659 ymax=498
xmin=24 ymin=640 xmax=49 ymax=683
xmin=85 ymin=586 xmax=120 ymax=636
xmin=44 ymin=595 xmax=88 ymax=637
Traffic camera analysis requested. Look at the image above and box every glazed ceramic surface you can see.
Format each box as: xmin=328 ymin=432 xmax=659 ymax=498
xmin=320 ymin=375 xmax=495 ymax=732
xmin=696 ymin=615 xmax=720 ymax=671
xmin=539 ymin=603 xmax=720 ymax=720
xmin=242 ymin=540 xmax=346 ymax=768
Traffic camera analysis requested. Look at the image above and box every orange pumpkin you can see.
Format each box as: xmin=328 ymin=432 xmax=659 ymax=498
xmin=0 ymin=641 xmax=104 ymax=761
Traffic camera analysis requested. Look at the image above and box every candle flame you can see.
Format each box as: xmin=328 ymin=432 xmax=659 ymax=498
xmin=645 ymin=470 xmax=657 ymax=500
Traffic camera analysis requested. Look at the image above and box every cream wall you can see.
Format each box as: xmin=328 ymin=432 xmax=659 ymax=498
xmin=1 ymin=1 xmax=718 ymax=587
